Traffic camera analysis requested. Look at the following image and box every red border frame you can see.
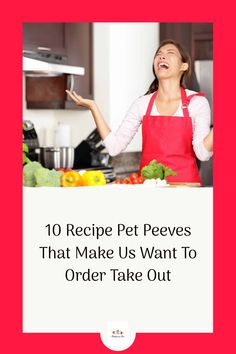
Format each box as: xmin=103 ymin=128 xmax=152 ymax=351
xmin=1 ymin=1 xmax=235 ymax=352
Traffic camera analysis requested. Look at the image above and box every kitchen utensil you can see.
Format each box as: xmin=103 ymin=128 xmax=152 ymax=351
xmin=23 ymin=120 xmax=39 ymax=149
xmin=86 ymin=128 xmax=101 ymax=145
xmin=36 ymin=147 xmax=74 ymax=169
xmin=73 ymin=128 xmax=110 ymax=168
xmin=23 ymin=120 xmax=40 ymax=161
xmin=94 ymin=142 xmax=105 ymax=152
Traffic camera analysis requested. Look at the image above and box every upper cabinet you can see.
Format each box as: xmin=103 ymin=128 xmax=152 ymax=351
xmin=23 ymin=23 xmax=67 ymax=57
xmin=191 ymin=23 xmax=213 ymax=60
xmin=65 ymin=23 xmax=93 ymax=108
xmin=160 ymin=22 xmax=213 ymax=60
xmin=23 ymin=22 xmax=93 ymax=109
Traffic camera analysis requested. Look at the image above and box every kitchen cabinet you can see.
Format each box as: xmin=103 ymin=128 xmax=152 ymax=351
xmin=65 ymin=23 xmax=93 ymax=109
xmin=23 ymin=22 xmax=93 ymax=109
xmin=191 ymin=23 xmax=213 ymax=60
xmin=23 ymin=23 xmax=67 ymax=58
xmin=160 ymin=23 xmax=213 ymax=59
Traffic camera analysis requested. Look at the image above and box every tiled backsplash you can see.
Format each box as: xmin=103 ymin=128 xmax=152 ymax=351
xmin=111 ymin=152 xmax=141 ymax=179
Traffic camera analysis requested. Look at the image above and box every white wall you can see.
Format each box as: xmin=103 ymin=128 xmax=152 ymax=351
xmin=109 ymin=23 xmax=159 ymax=151
xmin=23 ymin=23 xmax=159 ymax=152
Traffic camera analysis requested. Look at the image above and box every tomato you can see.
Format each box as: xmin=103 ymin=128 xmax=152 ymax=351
xmin=115 ymin=174 xmax=143 ymax=185
xmin=129 ymin=173 xmax=139 ymax=182
xmin=124 ymin=177 xmax=131 ymax=184
xmin=131 ymin=177 xmax=139 ymax=184
xmin=57 ymin=168 xmax=72 ymax=173
xmin=137 ymin=176 xmax=145 ymax=184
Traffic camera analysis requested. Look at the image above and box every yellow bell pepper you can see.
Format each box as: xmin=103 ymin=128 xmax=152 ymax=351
xmin=82 ymin=170 xmax=106 ymax=186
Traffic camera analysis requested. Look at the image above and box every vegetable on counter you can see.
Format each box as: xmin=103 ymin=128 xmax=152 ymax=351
xmin=23 ymin=124 xmax=31 ymax=165
xmin=141 ymin=159 xmax=176 ymax=180
xmin=23 ymin=162 xmax=106 ymax=188
xmin=23 ymin=161 xmax=63 ymax=187
xmin=143 ymin=178 xmax=169 ymax=187
xmin=114 ymin=173 xmax=145 ymax=185
xmin=82 ymin=170 xmax=106 ymax=186
xmin=61 ymin=170 xmax=84 ymax=187
xmin=127 ymin=173 xmax=145 ymax=184
xmin=113 ymin=161 xmax=176 ymax=185
xmin=35 ymin=167 xmax=63 ymax=187
xmin=23 ymin=161 xmax=42 ymax=186
xmin=23 ymin=142 xmax=31 ymax=165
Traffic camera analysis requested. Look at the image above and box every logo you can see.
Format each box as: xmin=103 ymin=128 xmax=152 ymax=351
xmin=100 ymin=322 xmax=136 ymax=350
xmin=111 ymin=329 xmax=125 ymax=338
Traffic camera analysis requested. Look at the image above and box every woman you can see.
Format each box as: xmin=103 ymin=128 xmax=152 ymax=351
xmin=66 ymin=39 xmax=213 ymax=183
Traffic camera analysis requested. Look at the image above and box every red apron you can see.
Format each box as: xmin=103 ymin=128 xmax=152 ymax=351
xmin=140 ymin=87 xmax=204 ymax=183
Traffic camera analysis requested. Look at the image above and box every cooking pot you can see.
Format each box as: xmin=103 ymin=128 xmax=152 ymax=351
xmin=36 ymin=147 xmax=74 ymax=169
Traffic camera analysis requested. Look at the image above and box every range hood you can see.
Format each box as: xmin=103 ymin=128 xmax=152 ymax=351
xmin=23 ymin=54 xmax=85 ymax=76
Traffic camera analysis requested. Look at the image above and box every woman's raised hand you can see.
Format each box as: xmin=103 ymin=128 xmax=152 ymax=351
xmin=66 ymin=90 xmax=111 ymax=140
xmin=66 ymin=90 xmax=95 ymax=110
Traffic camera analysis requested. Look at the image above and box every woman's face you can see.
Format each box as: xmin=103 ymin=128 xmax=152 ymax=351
xmin=153 ymin=44 xmax=188 ymax=81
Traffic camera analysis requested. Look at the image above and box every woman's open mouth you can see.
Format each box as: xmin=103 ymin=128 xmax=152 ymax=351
xmin=158 ymin=62 xmax=169 ymax=70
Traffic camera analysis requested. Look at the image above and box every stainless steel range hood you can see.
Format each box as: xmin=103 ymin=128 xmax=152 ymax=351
xmin=23 ymin=54 xmax=85 ymax=76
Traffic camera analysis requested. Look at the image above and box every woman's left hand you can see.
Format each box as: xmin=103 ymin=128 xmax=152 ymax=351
xmin=66 ymin=90 xmax=96 ymax=110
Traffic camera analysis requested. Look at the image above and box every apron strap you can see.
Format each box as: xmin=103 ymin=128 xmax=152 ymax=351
xmin=145 ymin=87 xmax=205 ymax=117
xmin=145 ymin=91 xmax=158 ymax=116
xmin=181 ymin=87 xmax=205 ymax=117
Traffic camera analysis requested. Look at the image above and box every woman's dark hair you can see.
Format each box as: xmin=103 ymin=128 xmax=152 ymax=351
xmin=145 ymin=39 xmax=192 ymax=95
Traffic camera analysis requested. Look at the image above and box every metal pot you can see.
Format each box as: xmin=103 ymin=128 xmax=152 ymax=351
xmin=36 ymin=147 xmax=74 ymax=169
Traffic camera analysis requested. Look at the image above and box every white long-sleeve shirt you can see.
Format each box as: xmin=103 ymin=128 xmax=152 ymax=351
xmin=103 ymin=89 xmax=213 ymax=161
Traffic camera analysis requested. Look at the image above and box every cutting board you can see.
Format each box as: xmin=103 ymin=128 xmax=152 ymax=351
xmin=169 ymin=182 xmax=201 ymax=187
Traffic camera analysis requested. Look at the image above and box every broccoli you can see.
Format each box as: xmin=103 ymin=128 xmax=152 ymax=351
xmin=23 ymin=142 xmax=31 ymax=165
xmin=23 ymin=161 xmax=43 ymax=187
xmin=23 ymin=161 xmax=63 ymax=187
xmin=35 ymin=167 xmax=63 ymax=187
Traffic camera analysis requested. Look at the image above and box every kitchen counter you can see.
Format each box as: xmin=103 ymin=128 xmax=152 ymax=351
xmin=23 ymin=182 xmax=203 ymax=191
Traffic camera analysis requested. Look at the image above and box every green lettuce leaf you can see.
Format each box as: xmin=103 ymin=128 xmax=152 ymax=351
xmin=141 ymin=159 xmax=177 ymax=180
